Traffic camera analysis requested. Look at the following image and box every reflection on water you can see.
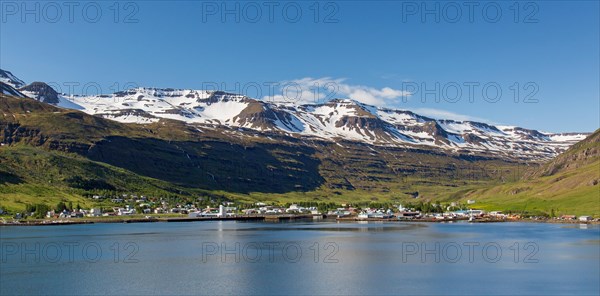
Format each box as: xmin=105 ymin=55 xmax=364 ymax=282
xmin=208 ymin=221 xmax=427 ymax=233
xmin=1 ymin=221 xmax=598 ymax=295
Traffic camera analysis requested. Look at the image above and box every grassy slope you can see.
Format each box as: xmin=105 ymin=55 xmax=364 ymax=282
xmin=460 ymin=162 xmax=599 ymax=216
xmin=0 ymin=183 xmax=90 ymax=213
xmin=458 ymin=130 xmax=600 ymax=216
xmin=0 ymin=145 xmax=213 ymax=212
xmin=0 ymin=144 xmax=494 ymax=211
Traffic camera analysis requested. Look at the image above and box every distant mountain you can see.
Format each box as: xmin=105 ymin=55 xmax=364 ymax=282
xmin=0 ymin=68 xmax=597 ymax=215
xmin=0 ymin=93 xmax=524 ymax=198
xmin=19 ymin=82 xmax=60 ymax=104
xmin=0 ymin=69 xmax=589 ymax=162
xmin=57 ymin=87 xmax=587 ymax=161
xmin=0 ymin=82 xmax=27 ymax=98
xmin=0 ymin=69 xmax=25 ymax=88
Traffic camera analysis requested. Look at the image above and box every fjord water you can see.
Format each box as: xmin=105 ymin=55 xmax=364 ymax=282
xmin=1 ymin=222 xmax=598 ymax=295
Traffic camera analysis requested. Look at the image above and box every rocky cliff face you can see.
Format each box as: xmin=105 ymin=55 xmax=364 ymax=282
xmin=19 ymin=82 xmax=60 ymax=104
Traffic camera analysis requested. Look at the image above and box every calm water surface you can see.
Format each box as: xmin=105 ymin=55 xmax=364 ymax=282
xmin=1 ymin=221 xmax=599 ymax=295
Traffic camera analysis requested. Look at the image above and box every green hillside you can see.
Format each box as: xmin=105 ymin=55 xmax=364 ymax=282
xmin=458 ymin=129 xmax=600 ymax=216
xmin=0 ymin=145 xmax=218 ymax=212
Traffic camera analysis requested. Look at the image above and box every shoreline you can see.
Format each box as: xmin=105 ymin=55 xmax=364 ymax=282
xmin=1 ymin=214 xmax=598 ymax=226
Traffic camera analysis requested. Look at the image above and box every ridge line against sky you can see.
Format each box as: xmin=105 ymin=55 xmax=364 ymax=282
xmin=1 ymin=0 xmax=598 ymax=132
xmin=0 ymin=68 xmax=576 ymax=132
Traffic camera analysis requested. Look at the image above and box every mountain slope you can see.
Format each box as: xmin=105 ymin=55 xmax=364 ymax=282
xmin=460 ymin=129 xmax=600 ymax=216
xmin=61 ymin=87 xmax=586 ymax=161
xmin=526 ymin=129 xmax=600 ymax=178
xmin=1 ymin=68 xmax=596 ymax=215
xmin=0 ymin=69 xmax=25 ymax=88
xmin=0 ymin=82 xmax=27 ymax=98
xmin=69 ymin=88 xmax=585 ymax=160
xmin=0 ymin=93 xmax=530 ymax=210
xmin=0 ymin=145 xmax=209 ymax=212
xmin=0 ymin=94 xmax=326 ymax=194
xmin=19 ymin=82 xmax=60 ymax=104
xmin=1 ymin=68 xmax=588 ymax=161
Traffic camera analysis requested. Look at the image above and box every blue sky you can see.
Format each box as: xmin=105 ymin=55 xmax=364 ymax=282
xmin=1 ymin=1 xmax=598 ymax=132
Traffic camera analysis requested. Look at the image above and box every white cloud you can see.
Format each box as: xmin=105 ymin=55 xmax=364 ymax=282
xmin=262 ymin=77 xmax=411 ymax=106
xmin=411 ymin=108 xmax=493 ymax=123
xmin=261 ymin=77 xmax=494 ymax=124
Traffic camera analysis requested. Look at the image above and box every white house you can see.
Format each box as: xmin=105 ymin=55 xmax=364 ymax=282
xmin=58 ymin=210 xmax=71 ymax=218
xmin=88 ymin=208 xmax=102 ymax=217
xmin=490 ymin=211 xmax=506 ymax=218
xmin=46 ymin=210 xmax=55 ymax=218
xmin=117 ymin=208 xmax=136 ymax=216
xmin=286 ymin=204 xmax=306 ymax=213
xmin=579 ymin=216 xmax=592 ymax=222
xmin=467 ymin=209 xmax=485 ymax=216
xmin=244 ymin=209 xmax=259 ymax=215
xmin=190 ymin=205 xmax=228 ymax=218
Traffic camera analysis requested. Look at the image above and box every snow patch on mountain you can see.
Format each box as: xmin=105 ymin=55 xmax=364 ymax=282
xmin=0 ymin=70 xmax=25 ymax=88
xmin=49 ymin=87 xmax=587 ymax=160
xmin=0 ymin=68 xmax=589 ymax=161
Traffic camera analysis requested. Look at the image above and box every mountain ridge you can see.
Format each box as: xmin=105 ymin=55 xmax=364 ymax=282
xmin=526 ymin=129 xmax=600 ymax=178
xmin=0 ymin=69 xmax=588 ymax=162
xmin=460 ymin=128 xmax=599 ymax=216
xmin=1 ymin=89 xmax=598 ymax=215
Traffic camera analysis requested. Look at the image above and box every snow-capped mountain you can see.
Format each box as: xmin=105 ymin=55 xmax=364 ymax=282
xmin=1 ymin=69 xmax=589 ymax=160
xmin=19 ymin=82 xmax=61 ymax=104
xmin=0 ymin=82 xmax=27 ymax=98
xmin=0 ymin=69 xmax=25 ymax=88
xmin=61 ymin=87 xmax=588 ymax=160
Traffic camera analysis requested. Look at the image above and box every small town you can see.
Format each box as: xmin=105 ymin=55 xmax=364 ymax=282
xmin=1 ymin=1 xmax=598 ymax=295
xmin=1 ymin=194 xmax=596 ymax=225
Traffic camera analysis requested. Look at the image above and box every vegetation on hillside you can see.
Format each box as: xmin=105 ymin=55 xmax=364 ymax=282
xmin=458 ymin=129 xmax=599 ymax=216
xmin=1 ymin=95 xmax=597 ymax=216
